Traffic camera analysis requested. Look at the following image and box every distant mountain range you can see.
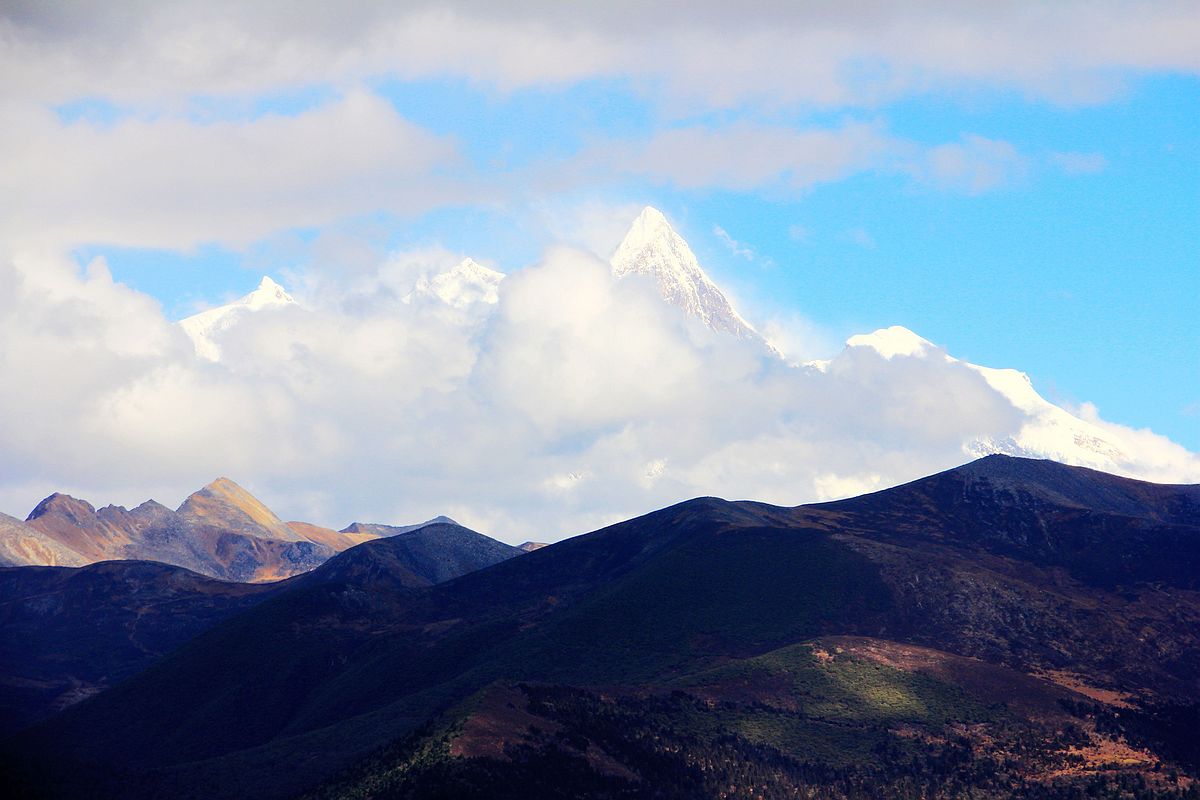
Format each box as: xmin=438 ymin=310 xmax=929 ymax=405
xmin=174 ymin=207 xmax=1169 ymax=484
xmin=0 ymin=477 xmax=519 ymax=582
xmin=2 ymin=455 xmax=1198 ymax=798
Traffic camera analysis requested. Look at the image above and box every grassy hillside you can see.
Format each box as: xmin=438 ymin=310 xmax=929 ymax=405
xmin=312 ymin=639 xmax=1197 ymax=799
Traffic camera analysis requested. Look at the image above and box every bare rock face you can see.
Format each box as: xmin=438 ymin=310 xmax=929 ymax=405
xmin=24 ymin=494 xmax=133 ymax=562
xmin=6 ymin=480 xmax=521 ymax=587
xmin=0 ymin=512 xmax=88 ymax=568
xmin=15 ymin=480 xmax=334 ymax=582
xmin=177 ymin=477 xmax=305 ymax=542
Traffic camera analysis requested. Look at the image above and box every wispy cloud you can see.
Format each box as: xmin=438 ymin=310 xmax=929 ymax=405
xmin=713 ymin=225 xmax=755 ymax=260
xmin=0 ymin=91 xmax=466 ymax=251
xmin=843 ymin=227 xmax=877 ymax=250
xmin=578 ymin=122 xmax=892 ymax=192
xmin=910 ymin=135 xmax=1029 ymax=194
xmin=4 ymin=3 xmax=1198 ymax=111
xmin=1052 ymin=151 xmax=1109 ymax=175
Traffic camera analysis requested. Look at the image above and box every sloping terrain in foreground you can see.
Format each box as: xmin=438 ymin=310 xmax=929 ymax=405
xmin=0 ymin=521 xmax=520 ymax=735
xmin=3 ymin=456 xmax=1199 ymax=799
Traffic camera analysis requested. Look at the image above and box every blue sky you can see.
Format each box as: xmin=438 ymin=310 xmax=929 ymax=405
xmin=2 ymin=3 xmax=1199 ymax=531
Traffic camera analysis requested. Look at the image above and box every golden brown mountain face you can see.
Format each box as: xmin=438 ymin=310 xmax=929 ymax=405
xmin=8 ymin=480 xmax=338 ymax=581
xmin=285 ymin=520 xmax=369 ymax=552
xmin=24 ymin=494 xmax=138 ymax=561
xmin=3 ymin=480 xmax=502 ymax=584
xmin=177 ymin=477 xmax=304 ymax=542
xmin=0 ymin=512 xmax=88 ymax=568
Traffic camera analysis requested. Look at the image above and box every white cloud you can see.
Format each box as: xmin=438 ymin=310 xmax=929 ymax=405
xmin=560 ymin=124 xmax=1036 ymax=201
xmin=912 ymin=134 xmax=1029 ymax=194
xmin=759 ymin=314 xmax=839 ymax=363
xmin=713 ymin=226 xmax=755 ymax=261
xmin=3 ymin=3 xmax=1197 ymax=110
xmin=531 ymin=199 xmax=651 ymax=260
xmin=581 ymin=123 xmax=892 ymax=192
xmin=0 ymin=90 xmax=463 ymax=250
xmin=843 ymin=227 xmax=877 ymax=250
xmin=813 ymin=472 xmax=884 ymax=502
xmin=3 ymin=244 xmax=1193 ymax=543
xmin=0 ymin=2 xmax=1195 ymax=546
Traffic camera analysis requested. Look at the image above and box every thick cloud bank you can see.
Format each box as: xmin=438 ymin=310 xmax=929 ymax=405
xmin=2 ymin=246 xmax=1195 ymax=543
xmin=5 ymin=2 xmax=1198 ymax=108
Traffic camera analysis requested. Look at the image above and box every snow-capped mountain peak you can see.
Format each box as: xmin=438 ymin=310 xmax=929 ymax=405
xmin=841 ymin=325 xmax=1136 ymax=472
xmin=179 ymin=275 xmax=296 ymax=361
xmin=408 ymin=258 xmax=504 ymax=308
xmin=612 ymin=206 xmax=674 ymax=261
xmin=845 ymin=326 xmax=935 ymax=360
xmin=611 ymin=207 xmax=759 ymax=340
xmin=244 ymin=276 xmax=295 ymax=309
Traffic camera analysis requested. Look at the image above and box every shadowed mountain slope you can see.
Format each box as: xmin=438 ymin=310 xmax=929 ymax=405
xmin=0 ymin=561 xmax=281 ymax=734
xmin=340 ymin=515 xmax=458 ymax=536
xmin=303 ymin=521 xmax=522 ymax=589
xmin=0 ymin=520 xmax=520 ymax=739
xmin=814 ymin=454 xmax=1200 ymax=590
xmin=6 ymin=457 xmax=1200 ymax=799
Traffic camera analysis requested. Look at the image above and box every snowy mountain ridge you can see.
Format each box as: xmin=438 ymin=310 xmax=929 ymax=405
xmin=172 ymin=209 xmax=1192 ymax=486
xmin=843 ymin=326 xmax=1141 ymax=475
xmin=179 ymin=276 xmax=296 ymax=361
xmin=405 ymin=257 xmax=504 ymax=308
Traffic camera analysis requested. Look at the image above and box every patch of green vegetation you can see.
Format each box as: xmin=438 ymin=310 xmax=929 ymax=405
xmin=310 ymin=684 xmax=1200 ymax=800
xmin=679 ymin=642 xmax=998 ymax=729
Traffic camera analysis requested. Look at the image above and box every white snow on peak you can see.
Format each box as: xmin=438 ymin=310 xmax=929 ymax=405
xmin=179 ymin=276 xmax=296 ymax=361
xmin=845 ymin=326 xmax=935 ymax=360
xmin=408 ymin=257 xmax=505 ymax=308
xmin=962 ymin=362 xmax=1133 ymax=469
xmin=244 ymin=276 xmax=294 ymax=309
xmin=839 ymin=322 xmax=1136 ymax=473
xmin=611 ymin=207 xmax=759 ymax=340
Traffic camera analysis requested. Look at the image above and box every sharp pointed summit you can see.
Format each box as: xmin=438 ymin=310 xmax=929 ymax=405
xmin=177 ymin=477 xmax=303 ymax=542
xmin=246 ymin=275 xmax=294 ymax=308
xmin=179 ymin=275 xmax=297 ymax=360
xmin=611 ymin=207 xmax=759 ymax=340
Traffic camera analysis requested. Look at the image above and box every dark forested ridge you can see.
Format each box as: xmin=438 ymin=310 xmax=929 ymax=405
xmin=4 ymin=455 xmax=1199 ymax=799
xmin=0 ymin=520 xmax=520 ymax=736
